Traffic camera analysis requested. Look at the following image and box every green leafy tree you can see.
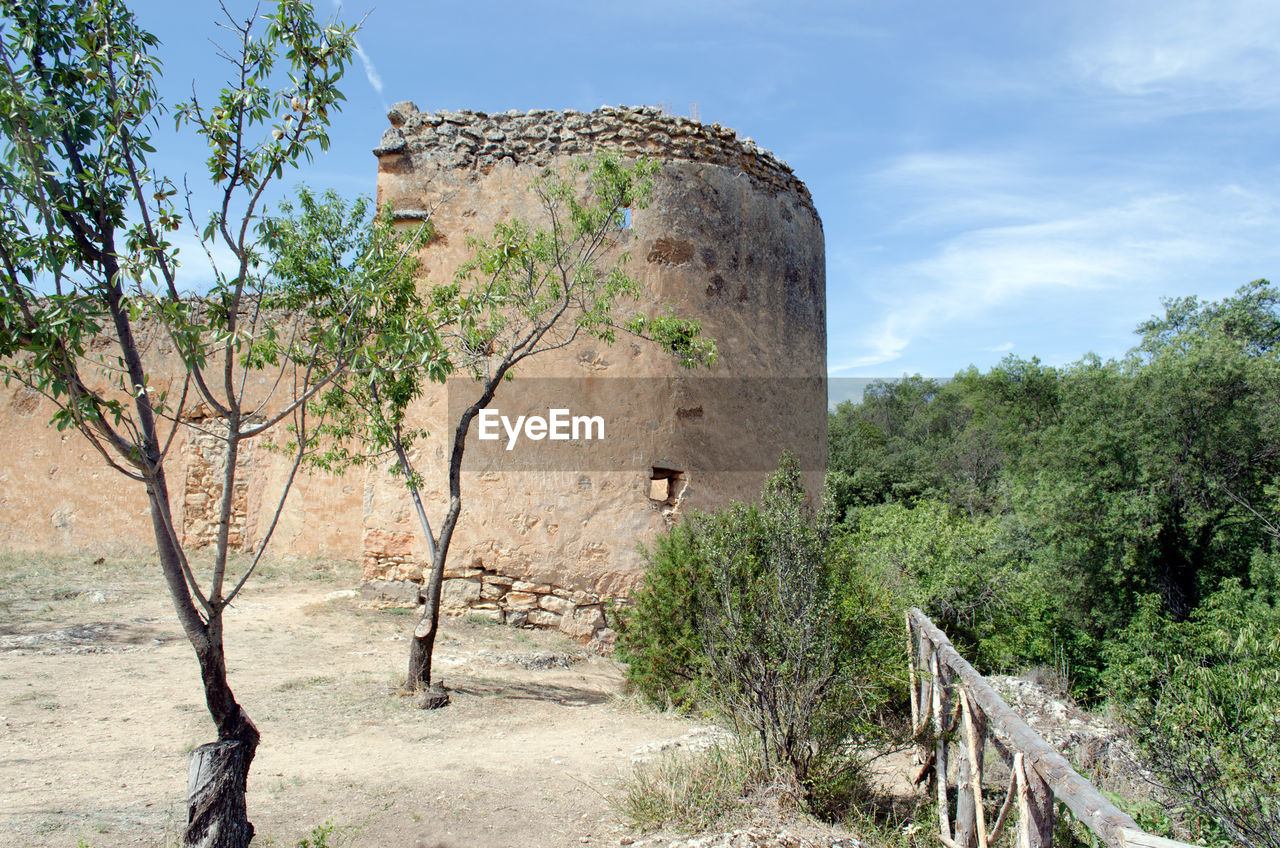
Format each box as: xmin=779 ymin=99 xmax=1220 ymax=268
xmin=1107 ymin=577 xmax=1280 ymax=848
xmin=309 ymin=152 xmax=716 ymax=705
xmin=827 ymin=360 xmax=1058 ymax=519
xmin=0 ymin=2 xmax=405 ymax=844
xmin=844 ymin=501 xmax=1019 ymax=660
xmin=1022 ymin=282 xmax=1280 ymax=649
xmin=829 ymin=284 xmax=1280 ymax=697
xmin=828 ymin=375 xmax=960 ymax=512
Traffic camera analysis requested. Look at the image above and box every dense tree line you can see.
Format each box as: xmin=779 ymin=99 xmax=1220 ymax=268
xmin=826 ymin=280 xmax=1280 ymax=845
xmin=619 ymin=280 xmax=1280 ymax=842
xmin=829 ymin=279 xmax=1280 ymax=694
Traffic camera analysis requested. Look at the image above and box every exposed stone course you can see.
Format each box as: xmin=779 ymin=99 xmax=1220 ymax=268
xmin=359 ymin=557 xmax=623 ymax=648
xmin=376 ymin=104 xmax=814 ymax=214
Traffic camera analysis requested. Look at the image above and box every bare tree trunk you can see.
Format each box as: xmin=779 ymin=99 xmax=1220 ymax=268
xmin=409 ymin=545 xmax=449 ymax=709
xmin=404 ymin=376 xmax=501 ymax=706
xmin=144 ymin=471 xmax=260 ymax=845
xmin=396 ymin=440 xmax=449 ymax=707
xmin=409 ymin=494 xmax=461 ymax=708
xmin=185 ymin=735 xmax=257 ymax=848
xmin=184 ymin=610 xmax=261 ymax=846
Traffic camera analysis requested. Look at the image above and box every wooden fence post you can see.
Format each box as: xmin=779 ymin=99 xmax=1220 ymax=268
xmin=916 ymin=632 xmax=935 ymax=770
xmin=1016 ymin=751 xmax=1055 ymax=848
xmin=956 ymin=687 xmax=988 ymax=848
xmin=907 ymin=611 xmax=920 ymax=738
xmin=931 ymin=651 xmax=952 ymax=842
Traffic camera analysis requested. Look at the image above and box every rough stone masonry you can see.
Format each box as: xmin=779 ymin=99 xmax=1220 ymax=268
xmin=0 ymin=105 xmax=827 ymax=648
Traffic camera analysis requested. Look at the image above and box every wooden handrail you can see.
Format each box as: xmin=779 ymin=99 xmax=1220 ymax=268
xmin=906 ymin=607 xmax=1202 ymax=848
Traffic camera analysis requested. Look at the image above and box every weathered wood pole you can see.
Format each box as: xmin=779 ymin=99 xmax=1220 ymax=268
xmin=956 ymin=687 xmax=989 ymax=848
xmin=1014 ymin=750 xmax=1055 ymax=848
xmin=1022 ymin=756 xmax=1055 ymax=848
xmin=917 ymin=628 xmax=935 ymax=748
xmin=931 ymin=651 xmax=952 ymax=841
xmin=907 ymin=612 xmax=920 ymax=736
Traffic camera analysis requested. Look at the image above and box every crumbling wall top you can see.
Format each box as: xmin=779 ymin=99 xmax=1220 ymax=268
xmin=375 ymin=103 xmax=813 ymax=213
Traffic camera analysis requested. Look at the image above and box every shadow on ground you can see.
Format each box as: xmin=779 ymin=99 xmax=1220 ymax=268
xmin=448 ymin=676 xmax=612 ymax=706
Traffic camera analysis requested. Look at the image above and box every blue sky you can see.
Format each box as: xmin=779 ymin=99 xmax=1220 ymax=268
xmin=128 ymin=0 xmax=1280 ymax=381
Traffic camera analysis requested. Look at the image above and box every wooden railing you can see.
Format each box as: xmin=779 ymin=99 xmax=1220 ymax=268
xmin=906 ymin=608 xmax=1199 ymax=848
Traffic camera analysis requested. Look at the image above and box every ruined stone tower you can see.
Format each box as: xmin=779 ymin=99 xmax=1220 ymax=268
xmin=0 ymin=106 xmax=826 ymax=647
xmin=361 ymin=105 xmax=827 ymax=644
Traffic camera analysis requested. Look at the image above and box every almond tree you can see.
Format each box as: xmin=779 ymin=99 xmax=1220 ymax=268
xmin=310 ymin=153 xmax=718 ymax=707
xmin=0 ymin=2 xmax=412 ymax=844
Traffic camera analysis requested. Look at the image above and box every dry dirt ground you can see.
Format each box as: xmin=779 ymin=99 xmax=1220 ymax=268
xmin=0 ymin=553 xmax=721 ymax=848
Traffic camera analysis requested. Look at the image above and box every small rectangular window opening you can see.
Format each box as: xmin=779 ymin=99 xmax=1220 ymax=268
xmin=649 ymin=466 xmax=682 ymax=507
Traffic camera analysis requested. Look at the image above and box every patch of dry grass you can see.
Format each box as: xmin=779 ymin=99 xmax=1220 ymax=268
xmin=615 ymin=744 xmax=767 ymax=833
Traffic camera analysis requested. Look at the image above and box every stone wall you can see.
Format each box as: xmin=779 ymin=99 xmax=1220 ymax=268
xmin=0 ymin=106 xmax=827 ymax=650
xmin=365 ymin=105 xmax=828 ymax=646
xmin=376 ymin=104 xmax=813 ymax=214
xmin=180 ymin=415 xmax=256 ymax=551
xmin=365 ymin=562 xmax=616 ymax=647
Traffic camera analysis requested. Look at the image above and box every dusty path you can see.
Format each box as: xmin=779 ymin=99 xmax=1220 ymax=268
xmin=0 ymin=555 xmax=696 ymax=847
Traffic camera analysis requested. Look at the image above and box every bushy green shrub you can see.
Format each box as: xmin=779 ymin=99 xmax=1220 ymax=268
xmin=1106 ymin=576 xmax=1280 ymax=848
xmin=843 ymin=500 xmax=1011 ymax=633
xmin=618 ymin=454 xmax=902 ymax=810
xmin=841 ymin=498 xmax=1116 ymax=697
xmin=614 ymin=522 xmax=711 ymax=709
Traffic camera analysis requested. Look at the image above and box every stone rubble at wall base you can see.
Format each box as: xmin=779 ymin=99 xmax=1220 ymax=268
xmin=361 ymin=573 xmax=618 ymax=648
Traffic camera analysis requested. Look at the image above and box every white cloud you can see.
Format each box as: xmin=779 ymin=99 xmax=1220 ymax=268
xmin=847 ymin=203 xmax=1219 ymax=368
xmin=1068 ymin=0 xmax=1280 ymax=110
xmin=330 ymin=1 xmax=386 ymax=108
xmin=829 ymin=323 xmax=910 ymax=373
xmin=353 ymin=39 xmax=384 ymax=100
xmin=868 ymin=152 xmax=1073 ymax=231
xmin=833 ymin=152 xmax=1280 ymax=372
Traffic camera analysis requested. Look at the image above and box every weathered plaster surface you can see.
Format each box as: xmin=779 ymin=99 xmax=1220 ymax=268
xmin=0 ymin=106 xmax=827 ymax=646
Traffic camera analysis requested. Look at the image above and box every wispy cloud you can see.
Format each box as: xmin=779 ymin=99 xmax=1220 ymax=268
xmin=1067 ymin=0 xmax=1280 ymax=111
xmin=868 ymin=152 xmax=1071 ymax=231
xmin=353 ymin=39 xmax=384 ymax=101
xmin=331 ymin=1 xmax=387 ymax=110
xmin=830 ymin=153 xmax=1280 ymax=374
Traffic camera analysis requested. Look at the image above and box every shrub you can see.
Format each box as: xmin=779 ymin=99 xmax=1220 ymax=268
xmin=1106 ymin=578 xmax=1280 ymax=848
xmin=843 ymin=500 xmax=1012 ymax=641
xmin=844 ymin=499 xmax=1115 ymax=698
xmin=618 ymin=454 xmax=902 ymax=809
xmin=615 ymin=522 xmax=711 ymax=709
xmin=297 ymin=820 xmax=335 ymax=848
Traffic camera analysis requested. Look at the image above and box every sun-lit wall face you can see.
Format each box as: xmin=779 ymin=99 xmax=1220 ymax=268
xmin=0 ymin=104 xmax=827 ymax=648
xmin=365 ymin=105 xmax=827 ymax=645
